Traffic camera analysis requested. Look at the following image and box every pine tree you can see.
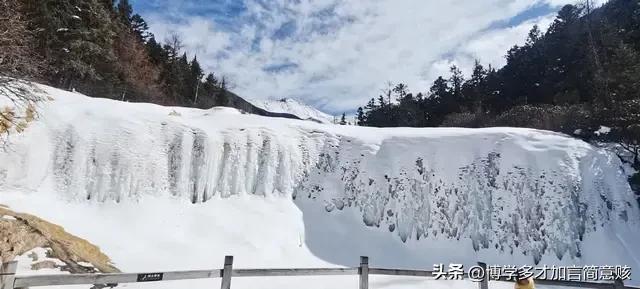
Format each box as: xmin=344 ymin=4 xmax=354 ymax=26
xmin=449 ymin=65 xmax=464 ymax=110
xmin=542 ymin=4 xmax=584 ymax=105
xmin=356 ymin=107 xmax=366 ymax=125
xmin=339 ymin=113 xmax=347 ymax=125
xmin=116 ymin=0 xmax=133 ymax=24
xmin=377 ymin=95 xmax=386 ymax=108
xmin=427 ymin=76 xmax=451 ymax=125
xmin=25 ymin=0 xmax=118 ymax=89
xmin=462 ymin=60 xmax=487 ymax=112
xmin=393 ymin=83 xmax=408 ymax=100
xmin=130 ymin=14 xmax=151 ymax=42
xmin=0 ymin=0 xmax=42 ymax=77
xmin=189 ymin=56 xmax=204 ymax=103
xmin=218 ymin=75 xmax=229 ymax=105
xmin=365 ymin=98 xmax=377 ymax=111
xmin=203 ymin=73 xmax=218 ymax=91
xmin=525 ymin=25 xmax=542 ymax=47
xmin=177 ymin=53 xmax=190 ymax=103
xmin=145 ymin=36 xmax=166 ymax=64
xmin=429 ymin=76 xmax=450 ymax=99
xmin=99 ymin=0 xmax=114 ymax=10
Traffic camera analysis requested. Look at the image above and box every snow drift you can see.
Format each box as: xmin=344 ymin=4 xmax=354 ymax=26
xmin=1 ymin=84 xmax=639 ymax=287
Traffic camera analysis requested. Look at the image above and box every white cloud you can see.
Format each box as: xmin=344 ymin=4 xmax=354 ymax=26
xmin=435 ymin=13 xmax=557 ymax=80
xmin=143 ymin=0 xmax=568 ymax=113
xmin=146 ymin=16 xmax=231 ymax=65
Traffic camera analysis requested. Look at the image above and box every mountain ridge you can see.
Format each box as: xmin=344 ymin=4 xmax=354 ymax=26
xmin=248 ymin=97 xmax=334 ymax=124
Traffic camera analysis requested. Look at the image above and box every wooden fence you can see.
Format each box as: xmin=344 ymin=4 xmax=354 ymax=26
xmin=0 ymin=256 xmax=637 ymax=289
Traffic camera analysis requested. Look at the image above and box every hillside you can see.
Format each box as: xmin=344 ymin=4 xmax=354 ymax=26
xmin=249 ymin=98 xmax=334 ymax=124
xmin=0 ymin=83 xmax=638 ymax=288
xmin=0 ymin=0 xmax=302 ymax=121
xmin=195 ymin=89 xmax=303 ymax=120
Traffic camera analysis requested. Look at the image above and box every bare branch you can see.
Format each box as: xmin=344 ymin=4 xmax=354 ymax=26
xmin=0 ymin=77 xmax=44 ymax=146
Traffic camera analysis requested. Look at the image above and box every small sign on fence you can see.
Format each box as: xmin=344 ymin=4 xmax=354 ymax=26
xmin=136 ymin=273 xmax=164 ymax=282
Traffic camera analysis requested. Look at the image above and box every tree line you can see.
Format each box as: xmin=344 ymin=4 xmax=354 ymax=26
xmin=0 ymin=0 xmax=232 ymax=108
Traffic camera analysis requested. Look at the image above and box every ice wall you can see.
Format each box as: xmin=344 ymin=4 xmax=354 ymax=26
xmin=295 ymin=133 xmax=638 ymax=264
xmin=47 ymin=122 xmax=325 ymax=202
xmin=0 ymin=84 xmax=638 ymax=264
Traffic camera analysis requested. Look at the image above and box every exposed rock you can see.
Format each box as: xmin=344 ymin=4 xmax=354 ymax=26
xmin=31 ymin=260 xmax=57 ymax=270
xmin=0 ymin=207 xmax=119 ymax=273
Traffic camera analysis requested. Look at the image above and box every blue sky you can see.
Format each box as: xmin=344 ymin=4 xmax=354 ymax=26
xmin=130 ymin=0 xmax=598 ymax=115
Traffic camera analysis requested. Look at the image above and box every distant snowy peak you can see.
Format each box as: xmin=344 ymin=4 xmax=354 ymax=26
xmin=250 ymin=98 xmax=334 ymax=124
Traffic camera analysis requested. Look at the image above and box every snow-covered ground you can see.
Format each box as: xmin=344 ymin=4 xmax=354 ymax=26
xmin=248 ymin=97 xmax=334 ymax=123
xmin=1 ymin=84 xmax=639 ymax=289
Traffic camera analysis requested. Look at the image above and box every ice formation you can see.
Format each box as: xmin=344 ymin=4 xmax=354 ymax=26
xmin=1 ymin=84 xmax=638 ymax=265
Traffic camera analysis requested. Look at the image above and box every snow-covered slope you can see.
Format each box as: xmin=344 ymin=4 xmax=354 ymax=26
xmin=249 ymin=98 xmax=334 ymax=123
xmin=1 ymin=84 xmax=639 ymax=288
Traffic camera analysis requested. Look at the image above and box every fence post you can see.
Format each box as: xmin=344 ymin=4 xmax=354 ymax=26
xmin=0 ymin=261 xmax=18 ymax=289
xmin=359 ymin=256 xmax=369 ymax=289
xmin=220 ymin=256 xmax=233 ymax=289
xmin=477 ymin=262 xmax=488 ymax=289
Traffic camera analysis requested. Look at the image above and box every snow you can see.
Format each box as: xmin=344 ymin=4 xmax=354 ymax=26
xmin=14 ymin=248 xmax=69 ymax=276
xmin=1 ymin=83 xmax=639 ymax=289
xmin=595 ymin=142 xmax=638 ymax=180
xmin=595 ymin=126 xmax=612 ymax=136
xmin=248 ymin=97 xmax=334 ymax=123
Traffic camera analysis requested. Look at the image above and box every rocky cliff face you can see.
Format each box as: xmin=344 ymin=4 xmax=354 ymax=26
xmin=0 ymin=206 xmax=118 ymax=273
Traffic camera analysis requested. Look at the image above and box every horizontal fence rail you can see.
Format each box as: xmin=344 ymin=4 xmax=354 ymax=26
xmin=13 ymin=270 xmax=223 ymax=287
xmin=232 ymin=268 xmax=359 ymax=277
xmin=1 ymin=257 xmax=637 ymax=289
xmin=368 ymin=268 xmax=433 ymax=277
